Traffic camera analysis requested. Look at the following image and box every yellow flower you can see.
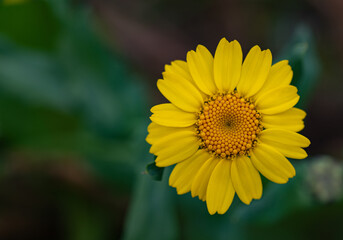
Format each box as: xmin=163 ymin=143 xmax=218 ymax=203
xmin=146 ymin=38 xmax=310 ymax=215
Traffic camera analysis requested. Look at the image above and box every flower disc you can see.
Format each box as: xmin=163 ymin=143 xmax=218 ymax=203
xmin=197 ymin=93 xmax=262 ymax=159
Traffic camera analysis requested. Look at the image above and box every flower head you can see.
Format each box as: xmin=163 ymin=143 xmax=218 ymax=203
xmin=146 ymin=38 xmax=310 ymax=215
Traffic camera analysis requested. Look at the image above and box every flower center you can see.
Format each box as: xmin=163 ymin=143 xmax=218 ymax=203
xmin=196 ymin=92 xmax=262 ymax=159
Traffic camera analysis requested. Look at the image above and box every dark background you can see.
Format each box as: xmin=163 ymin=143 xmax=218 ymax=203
xmin=0 ymin=0 xmax=342 ymax=239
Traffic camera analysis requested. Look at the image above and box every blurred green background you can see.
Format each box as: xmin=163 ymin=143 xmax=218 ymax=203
xmin=0 ymin=0 xmax=342 ymax=239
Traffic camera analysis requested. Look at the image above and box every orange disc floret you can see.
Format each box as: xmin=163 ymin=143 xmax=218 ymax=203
xmin=196 ymin=92 xmax=263 ymax=159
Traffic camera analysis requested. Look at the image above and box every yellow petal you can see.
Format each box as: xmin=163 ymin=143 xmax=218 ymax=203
xmin=147 ymin=123 xmax=199 ymax=167
xmin=157 ymin=73 xmax=203 ymax=112
xmin=213 ymin=38 xmax=243 ymax=92
xmin=169 ymin=150 xmax=211 ymax=195
xmin=165 ymin=60 xmax=207 ymax=100
xmin=250 ymin=143 xmax=295 ymax=184
xmin=191 ymin=157 xmax=220 ymax=201
xmin=259 ymin=129 xmax=310 ymax=147
xmin=261 ymin=108 xmax=306 ymax=132
xmin=150 ymin=103 xmax=197 ymax=127
xmin=258 ymin=129 xmax=310 ymax=159
xmin=259 ymin=140 xmax=308 ymax=159
xmin=257 ymin=60 xmax=293 ymax=95
xmin=187 ymin=45 xmax=216 ymax=95
xmin=231 ymin=156 xmax=262 ymax=205
xmin=255 ymin=86 xmax=299 ymax=115
xmin=237 ymin=46 xmax=272 ymax=98
xmin=165 ymin=60 xmax=193 ymax=84
xmin=206 ymin=159 xmax=235 ymax=215
xmin=152 ymin=130 xmax=199 ymax=167
xmin=150 ymin=128 xmax=196 ymax=154
xmin=146 ymin=122 xmax=193 ymax=145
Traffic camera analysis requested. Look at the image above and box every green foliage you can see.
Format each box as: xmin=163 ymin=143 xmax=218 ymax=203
xmin=278 ymin=24 xmax=321 ymax=108
xmin=0 ymin=0 xmax=60 ymax=51
xmin=122 ymin=170 xmax=179 ymax=240
xmin=61 ymin=193 xmax=111 ymax=240
xmin=146 ymin=161 xmax=165 ymax=181
xmin=0 ymin=0 xmax=148 ymax=162
xmin=0 ymin=0 xmax=149 ymax=239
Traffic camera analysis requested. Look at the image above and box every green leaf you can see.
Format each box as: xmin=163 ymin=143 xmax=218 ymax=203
xmin=122 ymin=170 xmax=179 ymax=240
xmin=174 ymin=193 xmax=236 ymax=240
xmin=146 ymin=161 xmax=165 ymax=181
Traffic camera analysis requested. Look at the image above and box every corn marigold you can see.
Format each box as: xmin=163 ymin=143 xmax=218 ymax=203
xmin=146 ymin=38 xmax=310 ymax=215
